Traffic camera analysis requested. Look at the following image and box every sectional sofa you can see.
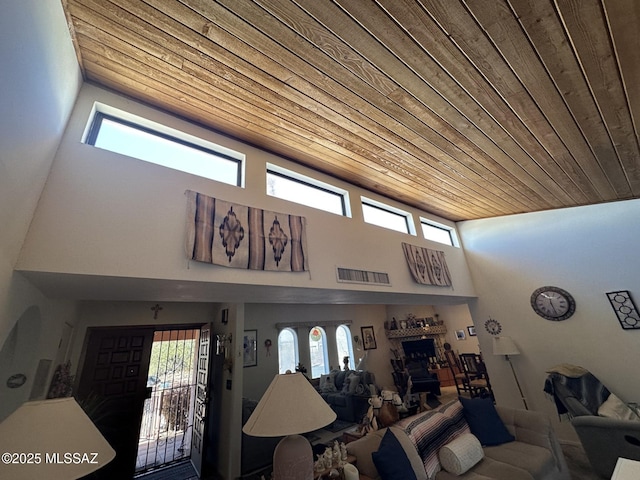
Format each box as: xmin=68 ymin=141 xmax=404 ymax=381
xmin=346 ymin=397 xmax=570 ymax=480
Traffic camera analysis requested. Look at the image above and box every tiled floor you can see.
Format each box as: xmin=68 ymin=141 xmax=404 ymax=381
xmin=136 ymin=432 xmax=191 ymax=472
xmin=135 ymin=460 xmax=197 ymax=480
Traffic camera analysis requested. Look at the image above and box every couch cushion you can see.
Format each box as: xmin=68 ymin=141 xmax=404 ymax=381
xmin=335 ymin=369 xmax=348 ymax=390
xmin=347 ymin=373 xmax=361 ymax=394
xmin=439 ymin=433 xmax=484 ymax=475
xmin=346 ymin=428 xmax=384 ymax=479
xmin=388 ymin=426 xmax=428 ymax=480
xmin=483 ymin=441 xmax=556 ymax=480
xmin=341 ymin=375 xmax=352 ymax=393
xmin=435 ymin=456 xmax=534 ymax=480
xmin=439 ymin=400 xmax=471 ymax=438
xmin=372 ymin=428 xmax=418 ymax=480
xmin=397 ymin=410 xmax=458 ymax=479
xmin=320 ymin=372 xmax=338 ymax=393
xmin=459 ymin=396 xmax=515 ymax=446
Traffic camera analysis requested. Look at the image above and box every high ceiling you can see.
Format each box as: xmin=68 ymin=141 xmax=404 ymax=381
xmin=62 ymin=0 xmax=640 ymax=221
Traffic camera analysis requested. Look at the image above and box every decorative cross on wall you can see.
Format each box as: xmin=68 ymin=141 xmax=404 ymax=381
xmin=151 ymin=304 xmax=163 ymax=319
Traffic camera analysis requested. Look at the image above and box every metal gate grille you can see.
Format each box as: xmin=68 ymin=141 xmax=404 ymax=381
xmin=135 ymin=328 xmax=199 ymax=473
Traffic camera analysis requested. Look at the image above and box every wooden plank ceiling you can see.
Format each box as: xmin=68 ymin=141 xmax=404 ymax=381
xmin=62 ymin=0 xmax=640 ymax=221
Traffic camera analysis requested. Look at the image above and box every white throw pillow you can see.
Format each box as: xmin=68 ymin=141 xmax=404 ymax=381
xmin=439 ymin=433 xmax=484 ymax=475
xmin=598 ymin=393 xmax=640 ymax=421
xmin=319 ymin=373 xmax=336 ymax=393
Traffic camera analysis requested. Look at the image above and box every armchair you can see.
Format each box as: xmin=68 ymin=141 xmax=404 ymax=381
xmin=544 ymin=364 xmax=640 ymax=479
xmin=572 ymin=415 xmax=640 ymax=479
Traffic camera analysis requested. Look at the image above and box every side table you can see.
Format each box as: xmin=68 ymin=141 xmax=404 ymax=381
xmin=342 ymin=427 xmax=365 ymax=444
xmin=611 ymin=457 xmax=640 ymax=479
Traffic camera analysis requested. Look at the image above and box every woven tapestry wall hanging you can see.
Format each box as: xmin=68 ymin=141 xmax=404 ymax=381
xmin=401 ymin=242 xmax=452 ymax=286
xmin=186 ymin=191 xmax=309 ymax=272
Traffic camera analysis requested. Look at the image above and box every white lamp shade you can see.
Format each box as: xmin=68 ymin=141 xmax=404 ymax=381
xmin=243 ymin=372 xmax=337 ymax=437
xmin=493 ymin=336 xmax=520 ymax=356
xmin=0 ymin=397 xmax=115 ymax=479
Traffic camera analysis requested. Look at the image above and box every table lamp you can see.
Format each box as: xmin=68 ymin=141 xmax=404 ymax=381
xmin=243 ymin=371 xmax=337 ymax=480
xmin=0 ymin=397 xmax=115 ymax=479
xmin=492 ymin=336 xmax=528 ymax=409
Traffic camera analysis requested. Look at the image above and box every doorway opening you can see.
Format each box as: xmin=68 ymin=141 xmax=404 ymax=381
xmin=135 ymin=328 xmax=200 ymax=474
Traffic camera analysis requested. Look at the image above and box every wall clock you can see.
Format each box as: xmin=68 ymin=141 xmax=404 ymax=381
xmin=484 ymin=318 xmax=502 ymax=335
xmin=531 ymin=286 xmax=576 ymax=321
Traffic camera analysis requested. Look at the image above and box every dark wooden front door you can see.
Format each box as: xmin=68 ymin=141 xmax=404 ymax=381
xmin=76 ymin=326 xmax=155 ymax=479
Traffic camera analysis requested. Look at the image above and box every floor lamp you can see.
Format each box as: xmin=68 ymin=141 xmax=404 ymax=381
xmin=492 ymin=336 xmax=528 ymax=410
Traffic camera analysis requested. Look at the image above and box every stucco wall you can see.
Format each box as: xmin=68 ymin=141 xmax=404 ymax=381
xmin=458 ymin=199 xmax=640 ymax=440
xmin=16 ymin=84 xmax=476 ymax=303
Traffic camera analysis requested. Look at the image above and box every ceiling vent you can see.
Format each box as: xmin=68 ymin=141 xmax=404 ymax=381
xmin=336 ymin=267 xmax=391 ymax=286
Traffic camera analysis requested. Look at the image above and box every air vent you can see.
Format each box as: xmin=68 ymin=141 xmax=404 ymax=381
xmin=336 ymin=267 xmax=391 ymax=286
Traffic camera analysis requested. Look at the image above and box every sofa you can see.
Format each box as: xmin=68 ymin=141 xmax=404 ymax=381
xmin=346 ymin=397 xmax=570 ymax=480
xmin=317 ymin=369 xmax=376 ymax=423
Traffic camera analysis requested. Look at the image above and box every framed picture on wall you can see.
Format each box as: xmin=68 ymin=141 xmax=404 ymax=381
xmin=243 ymin=330 xmax=257 ymax=367
xmin=467 ymin=326 xmax=476 ymax=336
xmin=361 ymin=326 xmax=377 ymax=350
xmin=455 ymin=329 xmax=466 ymax=340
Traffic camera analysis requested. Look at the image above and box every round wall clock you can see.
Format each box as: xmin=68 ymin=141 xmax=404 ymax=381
xmin=531 ymin=286 xmax=576 ymax=321
xmin=484 ymin=318 xmax=502 ymax=335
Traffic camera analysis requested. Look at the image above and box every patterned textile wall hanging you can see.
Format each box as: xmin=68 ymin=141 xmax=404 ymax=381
xmin=185 ymin=190 xmax=309 ymax=272
xmin=401 ymin=242 xmax=452 ymax=286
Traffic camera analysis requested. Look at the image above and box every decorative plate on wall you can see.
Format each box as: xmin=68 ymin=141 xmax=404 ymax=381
xmin=530 ymin=286 xmax=576 ymax=321
xmin=484 ymin=318 xmax=502 ymax=335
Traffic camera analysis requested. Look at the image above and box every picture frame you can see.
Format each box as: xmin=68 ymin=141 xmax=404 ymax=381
xmin=221 ymin=308 xmax=229 ymax=325
xmin=467 ymin=326 xmax=476 ymax=336
xmin=243 ymin=330 xmax=258 ymax=367
xmin=455 ymin=329 xmax=466 ymax=340
xmin=606 ymin=290 xmax=640 ymax=330
xmin=361 ymin=326 xmax=377 ymax=350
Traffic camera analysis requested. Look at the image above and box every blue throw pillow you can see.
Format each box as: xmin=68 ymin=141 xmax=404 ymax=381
xmin=459 ymin=396 xmax=515 ymax=446
xmin=372 ymin=429 xmax=418 ymax=480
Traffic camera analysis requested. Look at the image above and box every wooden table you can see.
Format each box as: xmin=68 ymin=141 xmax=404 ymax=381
xmin=342 ymin=427 xmax=365 ymax=444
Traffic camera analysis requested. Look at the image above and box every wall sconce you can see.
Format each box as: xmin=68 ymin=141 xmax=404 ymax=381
xmin=216 ymin=334 xmax=227 ymax=355
xmin=216 ymin=334 xmax=233 ymax=372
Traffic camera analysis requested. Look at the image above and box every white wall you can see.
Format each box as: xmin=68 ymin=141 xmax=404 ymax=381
xmin=458 ymin=199 xmax=640 ymax=440
xmin=437 ymin=304 xmax=479 ymax=354
xmin=0 ymin=0 xmax=82 ymax=420
xmin=16 ymin=84 xmax=476 ymax=303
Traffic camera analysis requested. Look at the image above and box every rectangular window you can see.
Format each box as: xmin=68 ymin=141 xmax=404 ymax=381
xmin=85 ymin=111 xmax=243 ymax=186
xmin=420 ymin=219 xmax=458 ymax=247
xmin=266 ymin=164 xmax=349 ymax=216
xmin=361 ymin=197 xmax=414 ymax=234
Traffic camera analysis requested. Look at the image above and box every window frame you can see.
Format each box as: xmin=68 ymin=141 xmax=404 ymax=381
xmin=84 ymin=110 xmax=244 ymax=187
xmin=266 ymin=163 xmax=351 ymax=217
xmin=420 ymin=218 xmax=459 ymax=247
xmin=361 ymin=196 xmax=416 ymax=235
xmin=309 ymin=326 xmax=330 ymax=379
xmin=335 ymin=325 xmax=355 ymax=371
xmin=277 ymin=327 xmax=299 ymax=374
